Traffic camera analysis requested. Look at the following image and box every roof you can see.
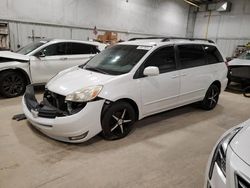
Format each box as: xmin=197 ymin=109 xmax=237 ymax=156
xmin=37 ymin=38 xmax=105 ymax=47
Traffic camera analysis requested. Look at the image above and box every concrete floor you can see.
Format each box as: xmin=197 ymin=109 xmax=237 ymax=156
xmin=0 ymin=91 xmax=250 ymax=188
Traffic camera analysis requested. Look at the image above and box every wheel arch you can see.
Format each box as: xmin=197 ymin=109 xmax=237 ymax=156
xmin=101 ymin=98 xmax=140 ymax=121
xmin=0 ymin=68 xmax=31 ymax=85
xmin=211 ymin=80 xmax=221 ymax=92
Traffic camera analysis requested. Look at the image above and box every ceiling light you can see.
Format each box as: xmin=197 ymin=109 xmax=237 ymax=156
xmin=184 ymin=0 xmax=200 ymax=7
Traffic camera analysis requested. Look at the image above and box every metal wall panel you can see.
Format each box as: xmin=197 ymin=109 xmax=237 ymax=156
xmin=193 ymin=0 xmax=250 ymax=57
xmin=0 ymin=0 xmax=190 ymax=51
xmin=7 ymin=21 xmax=159 ymax=51
xmin=8 ymin=22 xmax=73 ymax=50
xmin=216 ymin=39 xmax=250 ymax=57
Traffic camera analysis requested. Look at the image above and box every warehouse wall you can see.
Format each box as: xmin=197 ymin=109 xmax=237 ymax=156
xmin=0 ymin=0 xmax=189 ymax=50
xmin=193 ymin=0 xmax=250 ymax=57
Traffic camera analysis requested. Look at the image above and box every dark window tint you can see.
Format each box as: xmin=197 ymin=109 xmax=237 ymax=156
xmin=41 ymin=43 xmax=67 ymax=56
xmin=204 ymin=45 xmax=224 ymax=64
xmin=70 ymin=43 xmax=98 ymax=55
xmin=178 ymin=45 xmax=206 ymax=69
xmin=91 ymin=46 xmax=100 ymax=54
xmin=144 ymin=46 xmax=176 ymax=73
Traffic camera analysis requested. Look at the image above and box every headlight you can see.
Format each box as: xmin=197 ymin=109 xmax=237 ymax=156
xmin=65 ymin=85 xmax=103 ymax=102
xmin=209 ymin=127 xmax=242 ymax=179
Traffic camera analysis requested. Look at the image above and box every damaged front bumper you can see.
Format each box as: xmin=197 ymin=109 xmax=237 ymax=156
xmin=22 ymin=85 xmax=105 ymax=143
xmin=24 ymin=85 xmax=67 ymax=119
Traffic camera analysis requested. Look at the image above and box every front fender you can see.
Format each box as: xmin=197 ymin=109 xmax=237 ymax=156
xmin=0 ymin=61 xmax=31 ymax=82
xmin=98 ymin=77 xmax=142 ymax=119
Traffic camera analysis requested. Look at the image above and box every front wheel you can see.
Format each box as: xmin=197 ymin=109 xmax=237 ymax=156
xmin=201 ymin=84 xmax=220 ymax=110
xmin=0 ymin=71 xmax=27 ymax=98
xmin=101 ymin=101 xmax=136 ymax=140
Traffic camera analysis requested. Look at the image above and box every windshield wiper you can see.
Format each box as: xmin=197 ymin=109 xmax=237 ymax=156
xmin=85 ymin=66 xmax=109 ymax=74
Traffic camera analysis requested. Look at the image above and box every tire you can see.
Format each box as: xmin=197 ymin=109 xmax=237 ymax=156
xmin=243 ymin=86 xmax=250 ymax=98
xmin=0 ymin=71 xmax=27 ymax=98
xmin=201 ymin=84 xmax=220 ymax=110
xmin=227 ymin=78 xmax=231 ymax=87
xmin=101 ymin=101 xmax=136 ymax=140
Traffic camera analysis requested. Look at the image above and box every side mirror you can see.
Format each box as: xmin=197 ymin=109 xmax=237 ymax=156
xmin=143 ymin=66 xmax=160 ymax=77
xmin=36 ymin=51 xmax=46 ymax=58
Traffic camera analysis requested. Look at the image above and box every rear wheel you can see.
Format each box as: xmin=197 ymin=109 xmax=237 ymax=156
xmin=101 ymin=101 xmax=136 ymax=140
xmin=0 ymin=71 xmax=27 ymax=98
xmin=201 ymin=84 xmax=220 ymax=110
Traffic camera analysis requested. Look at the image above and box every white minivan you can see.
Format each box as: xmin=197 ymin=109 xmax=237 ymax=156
xmin=0 ymin=39 xmax=106 ymax=97
xmin=22 ymin=37 xmax=228 ymax=143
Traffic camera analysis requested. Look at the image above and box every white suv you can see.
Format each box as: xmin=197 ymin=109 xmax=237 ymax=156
xmin=0 ymin=39 xmax=106 ymax=97
xmin=22 ymin=37 xmax=228 ymax=143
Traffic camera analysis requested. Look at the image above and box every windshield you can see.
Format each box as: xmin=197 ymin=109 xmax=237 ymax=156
xmin=238 ymin=51 xmax=250 ymax=60
xmin=83 ymin=45 xmax=149 ymax=75
xmin=16 ymin=41 xmax=48 ymax=55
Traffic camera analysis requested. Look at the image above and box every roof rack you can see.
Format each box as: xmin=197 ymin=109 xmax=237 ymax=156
xmin=128 ymin=37 xmax=165 ymax=41
xmin=161 ymin=37 xmax=214 ymax=43
xmin=128 ymin=37 xmax=215 ymax=44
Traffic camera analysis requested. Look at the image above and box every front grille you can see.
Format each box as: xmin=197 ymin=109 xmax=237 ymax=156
xmin=230 ymin=66 xmax=250 ymax=79
xmin=43 ymin=89 xmax=87 ymax=116
xmin=44 ymin=90 xmax=67 ymax=111
xmin=236 ymin=174 xmax=250 ymax=188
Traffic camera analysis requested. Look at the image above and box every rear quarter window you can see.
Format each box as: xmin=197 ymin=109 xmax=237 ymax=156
xmin=69 ymin=43 xmax=97 ymax=55
xmin=203 ymin=45 xmax=224 ymax=64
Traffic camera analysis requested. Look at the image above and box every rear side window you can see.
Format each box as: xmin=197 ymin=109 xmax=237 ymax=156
xmin=204 ymin=45 xmax=224 ymax=64
xmin=144 ymin=46 xmax=176 ymax=74
xmin=178 ymin=45 xmax=206 ymax=69
xmin=69 ymin=43 xmax=98 ymax=55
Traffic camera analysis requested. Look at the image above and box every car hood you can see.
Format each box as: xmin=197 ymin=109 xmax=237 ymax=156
xmin=228 ymin=59 xmax=250 ymax=66
xmin=0 ymin=51 xmax=29 ymax=62
xmin=46 ymin=67 xmax=116 ymax=96
xmin=230 ymin=119 xmax=250 ymax=166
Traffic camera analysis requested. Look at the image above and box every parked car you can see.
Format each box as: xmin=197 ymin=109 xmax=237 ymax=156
xmin=22 ymin=37 xmax=228 ymax=143
xmin=228 ymin=51 xmax=250 ymax=86
xmin=0 ymin=39 xmax=106 ymax=97
xmin=205 ymin=119 xmax=250 ymax=188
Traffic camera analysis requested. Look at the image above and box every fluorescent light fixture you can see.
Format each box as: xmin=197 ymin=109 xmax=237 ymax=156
xmin=222 ymin=2 xmax=227 ymax=10
xmin=184 ymin=0 xmax=199 ymax=8
xmin=217 ymin=1 xmax=232 ymax=12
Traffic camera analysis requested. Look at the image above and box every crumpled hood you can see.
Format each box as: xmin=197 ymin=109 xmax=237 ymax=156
xmin=0 ymin=51 xmax=29 ymax=62
xmin=46 ymin=67 xmax=116 ymax=96
xmin=230 ymin=119 xmax=250 ymax=166
xmin=228 ymin=58 xmax=250 ymax=66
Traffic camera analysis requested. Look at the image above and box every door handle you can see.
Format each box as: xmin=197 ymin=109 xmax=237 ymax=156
xmin=171 ymin=75 xmax=179 ymax=79
xmin=59 ymin=57 xmax=68 ymax=60
xmin=181 ymin=74 xmax=187 ymax=77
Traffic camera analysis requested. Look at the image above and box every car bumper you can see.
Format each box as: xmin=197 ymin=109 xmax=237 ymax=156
xmin=228 ymin=66 xmax=250 ymax=84
xmin=205 ymin=146 xmax=250 ymax=188
xmin=22 ymin=85 xmax=105 ymax=143
xmin=228 ymin=75 xmax=250 ymax=84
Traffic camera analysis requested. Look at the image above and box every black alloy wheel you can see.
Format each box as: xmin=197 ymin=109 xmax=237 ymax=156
xmin=101 ymin=102 xmax=136 ymax=140
xmin=201 ymin=84 xmax=220 ymax=110
xmin=0 ymin=71 xmax=26 ymax=98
